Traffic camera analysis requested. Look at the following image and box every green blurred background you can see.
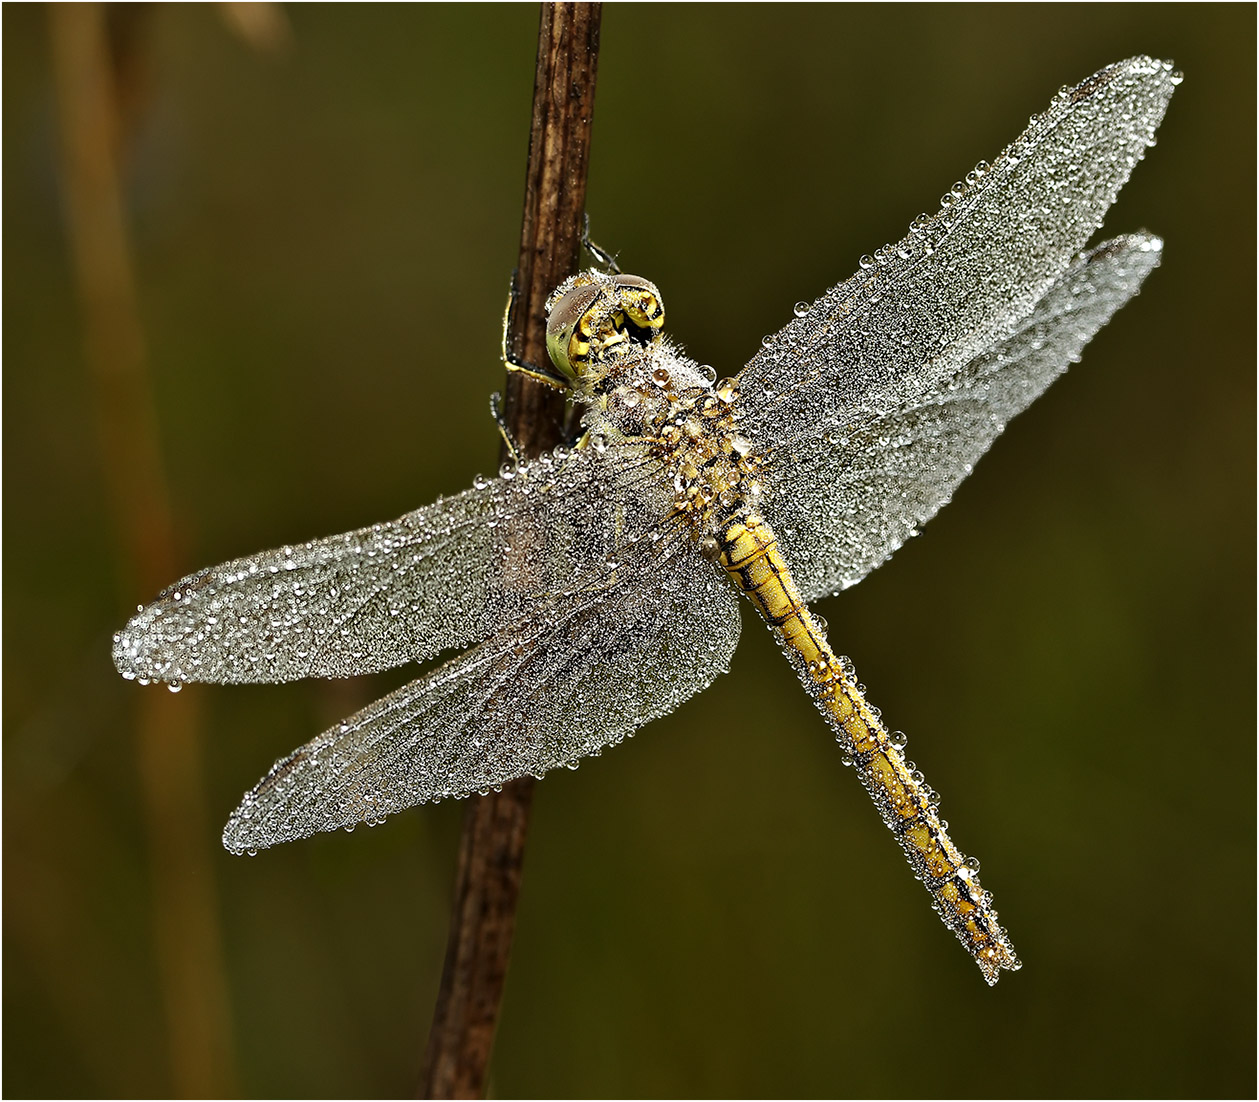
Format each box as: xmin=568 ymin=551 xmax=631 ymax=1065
xmin=5 ymin=4 xmax=1255 ymax=1097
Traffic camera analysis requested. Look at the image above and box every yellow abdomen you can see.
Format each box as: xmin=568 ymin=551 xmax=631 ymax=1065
xmin=718 ymin=512 xmax=1019 ymax=984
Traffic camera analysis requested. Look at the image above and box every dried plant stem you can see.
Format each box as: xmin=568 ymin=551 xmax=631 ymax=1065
xmin=418 ymin=5 xmax=603 ymax=1098
xmin=49 ymin=4 xmax=236 ymax=1095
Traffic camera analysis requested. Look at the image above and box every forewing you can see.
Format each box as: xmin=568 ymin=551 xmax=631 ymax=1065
xmin=761 ymin=234 xmax=1162 ymax=601
xmin=222 ymin=527 xmax=740 ymax=852
xmin=736 ymin=57 xmax=1176 ymax=448
xmin=113 ymin=443 xmax=671 ymax=684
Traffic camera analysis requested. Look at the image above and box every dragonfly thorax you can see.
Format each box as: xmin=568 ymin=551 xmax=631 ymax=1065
xmin=582 ymin=341 xmax=764 ymax=542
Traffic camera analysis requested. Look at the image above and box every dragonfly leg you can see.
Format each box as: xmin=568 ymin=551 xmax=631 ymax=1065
xmin=488 ymin=391 xmax=523 ymax=466
xmin=718 ymin=510 xmax=1021 ymax=984
xmin=501 ymin=270 xmax=571 ymax=390
xmin=580 ymin=212 xmax=621 ymax=274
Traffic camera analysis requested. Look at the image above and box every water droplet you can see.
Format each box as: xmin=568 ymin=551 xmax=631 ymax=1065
xmin=793 ymin=301 xmax=809 ymax=318
xmin=858 ymin=255 xmax=875 ymax=270
xmin=889 ymin=730 xmax=908 ymax=750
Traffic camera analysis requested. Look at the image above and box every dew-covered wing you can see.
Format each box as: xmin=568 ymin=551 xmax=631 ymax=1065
xmin=113 ymin=443 xmax=673 ymax=685
xmin=760 ymin=233 xmax=1161 ymax=600
xmin=222 ymin=526 xmax=739 ymax=852
xmin=735 ymin=57 xmax=1177 ymax=452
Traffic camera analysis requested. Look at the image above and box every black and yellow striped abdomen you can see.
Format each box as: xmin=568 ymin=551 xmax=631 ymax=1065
xmin=718 ymin=511 xmax=1020 ymax=984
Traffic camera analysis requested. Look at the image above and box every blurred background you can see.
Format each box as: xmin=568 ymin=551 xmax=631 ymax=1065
xmin=4 ymin=4 xmax=1254 ymax=1097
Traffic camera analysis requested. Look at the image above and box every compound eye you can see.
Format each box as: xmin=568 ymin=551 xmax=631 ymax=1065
xmin=611 ymin=275 xmax=665 ymax=332
xmin=546 ymin=281 xmax=602 ymax=380
xmin=544 ymin=272 xmax=667 ymax=381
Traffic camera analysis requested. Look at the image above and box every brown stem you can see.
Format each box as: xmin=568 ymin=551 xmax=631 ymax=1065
xmin=418 ymin=5 xmax=603 ymax=1098
xmin=48 ymin=4 xmax=237 ymax=1095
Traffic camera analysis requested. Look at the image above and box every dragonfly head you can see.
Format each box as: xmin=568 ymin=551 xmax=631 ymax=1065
xmin=546 ymin=272 xmax=665 ymax=387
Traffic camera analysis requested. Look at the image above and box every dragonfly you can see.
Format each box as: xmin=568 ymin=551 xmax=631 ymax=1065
xmin=113 ymin=57 xmax=1177 ymax=984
